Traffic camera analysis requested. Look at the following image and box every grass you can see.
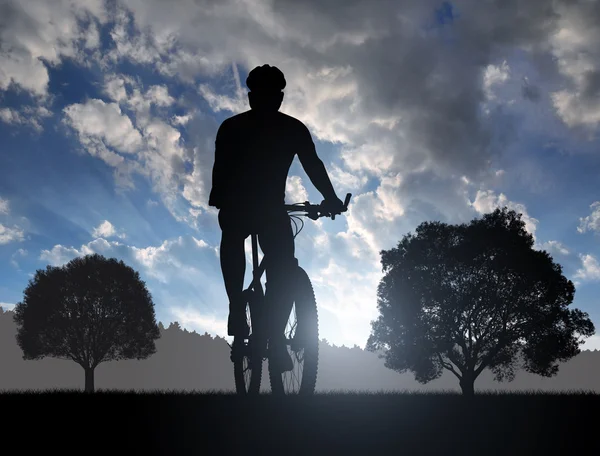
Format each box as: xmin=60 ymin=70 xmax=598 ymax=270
xmin=2 ymin=389 xmax=598 ymax=454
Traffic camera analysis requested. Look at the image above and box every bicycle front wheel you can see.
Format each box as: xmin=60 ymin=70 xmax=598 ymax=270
xmin=268 ymin=266 xmax=319 ymax=396
xmin=233 ymin=293 xmax=264 ymax=395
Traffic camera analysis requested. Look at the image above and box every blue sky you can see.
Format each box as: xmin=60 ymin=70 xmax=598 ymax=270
xmin=1 ymin=0 xmax=599 ymax=350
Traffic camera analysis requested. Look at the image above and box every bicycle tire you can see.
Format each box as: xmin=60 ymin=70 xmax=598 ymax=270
xmin=269 ymin=266 xmax=319 ymax=396
xmin=233 ymin=295 xmax=264 ymax=395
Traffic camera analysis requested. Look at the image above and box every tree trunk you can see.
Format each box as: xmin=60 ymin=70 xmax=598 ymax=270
xmin=84 ymin=367 xmax=95 ymax=393
xmin=459 ymin=374 xmax=475 ymax=396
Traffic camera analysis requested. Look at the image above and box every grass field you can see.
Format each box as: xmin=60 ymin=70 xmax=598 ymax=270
xmin=2 ymin=390 xmax=598 ymax=455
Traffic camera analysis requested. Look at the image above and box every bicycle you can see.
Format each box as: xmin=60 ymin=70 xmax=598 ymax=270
xmin=227 ymin=193 xmax=352 ymax=396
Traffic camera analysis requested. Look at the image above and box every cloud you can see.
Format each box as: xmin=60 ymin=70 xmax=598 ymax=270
xmin=0 ymin=0 xmax=107 ymax=98
xmin=199 ymin=83 xmax=247 ymax=114
xmin=0 ymin=224 xmax=25 ymax=245
xmin=10 ymin=248 xmax=28 ymax=269
xmin=484 ymin=60 xmax=511 ymax=99
xmin=285 ymin=175 xmax=309 ymax=204
xmin=577 ymin=201 xmax=600 ymax=234
xmin=582 ymin=334 xmax=600 ymax=351
xmin=471 ymin=189 xmax=539 ymax=239
xmin=88 ymin=0 xmax=547 ymax=220
xmin=37 ymin=234 xmax=233 ymax=336
xmin=8 ymin=0 xmax=600 ymax=348
xmin=538 ymin=240 xmax=570 ymax=256
xmin=0 ymin=302 xmax=16 ymax=311
xmin=548 ymin=2 xmax=600 ymax=130
xmin=0 ymin=198 xmax=9 ymax=215
xmin=168 ymin=307 xmax=228 ymax=338
xmin=63 ymin=99 xmax=144 ymax=155
xmin=171 ymin=114 xmax=192 ymax=126
xmin=0 ymin=106 xmax=52 ymax=132
xmin=39 ymin=234 xmax=220 ymax=289
xmin=574 ymin=254 xmax=600 ymax=283
xmin=91 ymin=220 xmax=126 ymax=239
xmin=63 ymin=79 xmax=194 ymax=223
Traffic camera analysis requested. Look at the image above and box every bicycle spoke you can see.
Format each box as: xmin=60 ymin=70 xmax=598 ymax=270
xmin=279 ymin=303 xmax=307 ymax=394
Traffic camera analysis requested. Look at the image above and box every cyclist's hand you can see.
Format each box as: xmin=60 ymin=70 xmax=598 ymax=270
xmin=320 ymin=196 xmax=345 ymax=216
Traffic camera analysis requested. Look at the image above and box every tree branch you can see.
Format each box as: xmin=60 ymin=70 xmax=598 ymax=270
xmin=437 ymin=353 xmax=462 ymax=380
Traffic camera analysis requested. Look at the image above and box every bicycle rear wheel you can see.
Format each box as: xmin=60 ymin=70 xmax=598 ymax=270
xmin=268 ymin=266 xmax=319 ymax=396
xmin=233 ymin=292 xmax=264 ymax=395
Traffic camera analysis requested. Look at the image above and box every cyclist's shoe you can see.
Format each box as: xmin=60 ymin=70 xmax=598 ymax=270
xmin=269 ymin=336 xmax=293 ymax=373
xmin=227 ymin=309 xmax=250 ymax=338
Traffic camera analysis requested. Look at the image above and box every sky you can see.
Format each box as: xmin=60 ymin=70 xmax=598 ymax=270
xmin=1 ymin=0 xmax=600 ymax=350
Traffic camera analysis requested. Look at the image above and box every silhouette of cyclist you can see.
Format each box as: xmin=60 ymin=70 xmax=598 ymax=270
xmin=209 ymin=64 xmax=345 ymax=372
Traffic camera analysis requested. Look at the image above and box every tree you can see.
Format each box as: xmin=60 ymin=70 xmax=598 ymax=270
xmin=13 ymin=253 xmax=161 ymax=392
xmin=366 ymin=208 xmax=595 ymax=395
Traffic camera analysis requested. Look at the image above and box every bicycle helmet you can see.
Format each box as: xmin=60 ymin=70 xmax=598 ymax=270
xmin=246 ymin=64 xmax=286 ymax=92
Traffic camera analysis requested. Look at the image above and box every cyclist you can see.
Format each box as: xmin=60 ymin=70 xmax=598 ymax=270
xmin=209 ymin=64 xmax=345 ymax=372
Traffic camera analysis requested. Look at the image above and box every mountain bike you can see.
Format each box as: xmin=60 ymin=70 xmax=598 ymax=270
xmin=228 ymin=193 xmax=352 ymax=396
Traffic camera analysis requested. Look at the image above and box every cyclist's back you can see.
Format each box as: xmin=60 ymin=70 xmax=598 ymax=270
xmin=209 ymin=109 xmax=313 ymax=215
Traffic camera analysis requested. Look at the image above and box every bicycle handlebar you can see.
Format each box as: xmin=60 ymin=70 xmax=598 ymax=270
xmin=284 ymin=193 xmax=352 ymax=221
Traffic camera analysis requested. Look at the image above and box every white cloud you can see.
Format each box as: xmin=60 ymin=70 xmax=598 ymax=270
xmin=0 ymin=302 xmax=16 ymax=312
xmin=168 ymin=307 xmax=228 ymax=338
xmin=63 ymin=83 xmax=192 ymax=218
xmin=172 ymin=114 xmax=192 ymax=126
xmin=582 ymin=334 xmax=600 ymax=351
xmin=329 ymin=164 xmax=368 ymax=194
xmin=483 ymin=60 xmax=511 ymax=99
xmin=574 ymin=254 xmax=600 ymax=283
xmin=0 ymin=0 xmax=107 ymax=98
xmin=578 ymin=202 xmax=600 ymax=234
xmin=10 ymin=248 xmax=28 ymax=269
xmin=0 ymin=106 xmax=52 ymax=132
xmin=538 ymin=240 xmax=570 ymax=256
xmin=471 ymin=189 xmax=539 ymax=239
xmin=37 ymin=235 xmax=230 ymax=338
xmin=10 ymin=0 xmax=600 ymax=348
xmin=0 ymin=224 xmax=25 ymax=244
xmin=552 ymin=90 xmax=600 ymax=129
xmin=285 ymin=175 xmax=309 ymax=204
xmin=91 ymin=220 xmax=126 ymax=239
xmin=0 ymin=198 xmax=9 ymax=215
xmin=40 ymin=240 xmax=107 ymax=267
xmin=548 ymin=2 xmax=600 ymax=130
xmin=198 ymin=83 xmax=247 ymax=114
xmin=63 ymin=99 xmax=144 ymax=154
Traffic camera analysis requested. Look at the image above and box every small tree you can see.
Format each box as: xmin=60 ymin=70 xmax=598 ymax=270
xmin=13 ymin=253 xmax=161 ymax=392
xmin=366 ymin=208 xmax=595 ymax=395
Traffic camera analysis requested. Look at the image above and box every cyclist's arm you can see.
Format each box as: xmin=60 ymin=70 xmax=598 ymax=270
xmin=208 ymin=122 xmax=228 ymax=208
xmin=296 ymin=125 xmax=338 ymax=201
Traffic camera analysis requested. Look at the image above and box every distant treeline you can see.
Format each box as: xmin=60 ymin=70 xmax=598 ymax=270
xmin=0 ymin=307 xmax=598 ymax=392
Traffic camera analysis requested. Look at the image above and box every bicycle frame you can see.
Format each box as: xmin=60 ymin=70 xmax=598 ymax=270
xmin=231 ymin=194 xmax=352 ymax=394
xmin=244 ymin=193 xmax=352 ymax=301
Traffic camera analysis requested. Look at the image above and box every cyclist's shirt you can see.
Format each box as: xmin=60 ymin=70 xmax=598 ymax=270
xmin=209 ymin=110 xmax=316 ymax=211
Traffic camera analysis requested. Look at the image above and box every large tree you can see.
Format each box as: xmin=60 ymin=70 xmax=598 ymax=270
xmin=13 ymin=253 xmax=161 ymax=392
xmin=366 ymin=208 xmax=595 ymax=395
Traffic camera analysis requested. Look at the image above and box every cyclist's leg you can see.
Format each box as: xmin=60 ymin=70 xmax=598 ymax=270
xmin=257 ymin=209 xmax=297 ymax=340
xmin=218 ymin=209 xmax=250 ymax=337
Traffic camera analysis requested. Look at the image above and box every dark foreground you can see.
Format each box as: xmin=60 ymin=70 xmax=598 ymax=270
xmin=2 ymin=390 xmax=599 ymax=455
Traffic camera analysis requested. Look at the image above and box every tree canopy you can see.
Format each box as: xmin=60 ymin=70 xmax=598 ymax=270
xmin=366 ymin=208 xmax=595 ymax=395
xmin=13 ymin=253 xmax=161 ymax=392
